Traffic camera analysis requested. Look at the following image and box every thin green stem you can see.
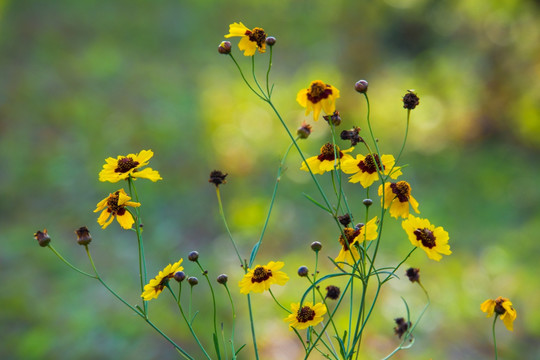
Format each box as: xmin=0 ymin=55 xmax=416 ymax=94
xmin=215 ymin=187 xmax=243 ymax=267
xmin=167 ymin=286 xmax=212 ymax=360
xmin=265 ymin=46 xmax=273 ymax=97
xmin=249 ymin=138 xmax=296 ymax=267
xmin=223 ymin=284 xmax=237 ymax=359
xmin=247 ymin=294 xmax=260 ymax=360
xmin=492 ymin=315 xmax=499 ymax=360
xmin=196 ymin=261 xmax=221 ymax=359
xmin=228 ymin=53 xmax=265 ymax=100
xmin=385 ymin=109 xmax=410 ymax=182
xmin=269 ymin=289 xmax=291 ymax=313
xmin=251 ymin=55 xmax=266 ymax=96
xmin=127 ymin=176 xmax=148 ymax=315
xmin=47 ymin=245 xmax=96 ymax=278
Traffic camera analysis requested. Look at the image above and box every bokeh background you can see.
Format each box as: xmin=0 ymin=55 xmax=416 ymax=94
xmin=1 ymin=0 xmax=539 ymax=359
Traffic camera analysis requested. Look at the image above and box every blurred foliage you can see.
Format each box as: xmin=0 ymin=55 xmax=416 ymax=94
xmin=1 ymin=0 xmax=539 ymax=359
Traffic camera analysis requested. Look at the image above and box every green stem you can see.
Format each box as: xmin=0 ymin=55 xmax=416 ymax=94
xmin=47 ymin=245 xmax=96 ymax=278
xmin=492 ymin=315 xmax=499 ymax=360
xmin=249 ymin=138 xmax=296 ymax=267
xmin=223 ymin=284 xmax=237 ymax=359
xmin=127 ymin=176 xmax=148 ymax=315
xmin=269 ymin=289 xmax=291 ymax=313
xmin=265 ymin=46 xmax=273 ymax=97
xmin=228 ymin=53 xmax=265 ymax=100
xmin=167 ymin=286 xmax=212 ymax=360
xmin=247 ymin=294 xmax=260 ymax=360
xmin=216 ymin=187 xmax=243 ymax=267
xmin=385 ymin=109 xmax=410 ymax=182
xmin=196 ymin=261 xmax=221 ymax=359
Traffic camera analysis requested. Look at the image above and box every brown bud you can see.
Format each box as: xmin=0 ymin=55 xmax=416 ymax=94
xmin=218 ymin=41 xmax=232 ymax=55
xmin=34 ymin=229 xmax=51 ymax=247
xmin=354 ymin=80 xmax=368 ymax=93
xmin=75 ymin=226 xmax=92 ymax=246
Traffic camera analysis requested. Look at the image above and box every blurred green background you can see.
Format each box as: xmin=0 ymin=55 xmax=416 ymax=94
xmin=1 ymin=0 xmax=539 ymax=359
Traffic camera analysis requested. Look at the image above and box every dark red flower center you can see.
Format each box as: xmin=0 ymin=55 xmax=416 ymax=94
xmin=358 ymin=154 xmax=383 ymax=174
xmin=251 ymin=266 xmax=272 ymax=283
xmin=246 ymin=27 xmax=266 ymax=48
xmin=413 ymin=228 xmax=436 ymax=248
xmin=115 ymin=157 xmax=139 ymax=173
xmin=296 ymin=306 xmax=316 ymax=323
xmin=390 ymin=181 xmax=411 ymax=203
xmin=106 ymin=191 xmax=126 ymax=215
xmin=318 ymin=143 xmax=343 ymax=161
xmin=339 ymin=227 xmax=362 ymax=250
xmin=307 ymin=82 xmax=333 ymax=104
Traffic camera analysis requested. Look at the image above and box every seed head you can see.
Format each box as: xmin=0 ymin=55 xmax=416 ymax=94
xmin=323 ymin=111 xmax=342 ymax=126
xmin=75 ymin=226 xmax=92 ymax=246
xmin=34 ymin=229 xmax=51 ymax=247
xmin=402 ymin=90 xmax=420 ymax=110
xmin=338 ymin=214 xmax=351 ymax=226
xmin=325 ymin=285 xmax=340 ymax=300
xmin=394 ymin=318 xmax=411 ymax=338
xmin=340 ymin=127 xmax=363 ymax=146
xmin=209 ymin=170 xmax=228 ymax=187
xmin=405 ymin=267 xmax=420 ymax=283
xmin=297 ymin=121 xmax=313 ymax=139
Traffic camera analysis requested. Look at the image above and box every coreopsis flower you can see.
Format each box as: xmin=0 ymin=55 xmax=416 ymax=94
xmin=341 ymin=154 xmax=402 ymax=188
xmin=285 ymin=302 xmax=327 ymax=330
xmin=481 ymin=297 xmax=517 ymax=331
xmin=297 ymin=80 xmax=340 ymax=121
xmin=379 ymin=180 xmax=420 ymax=219
xmin=238 ymin=261 xmax=289 ymax=294
xmin=98 ymin=149 xmax=162 ymax=183
xmin=335 ymin=217 xmax=378 ymax=266
xmin=141 ymin=259 xmax=184 ymax=301
xmin=94 ymin=189 xmax=141 ymax=229
xmin=224 ymin=22 xmax=267 ymax=56
xmin=300 ymin=143 xmax=353 ymax=175
xmin=402 ymin=215 xmax=451 ymax=261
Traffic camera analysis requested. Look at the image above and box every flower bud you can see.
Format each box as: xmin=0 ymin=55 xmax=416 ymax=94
xmin=217 ymin=274 xmax=228 ymax=284
xmin=297 ymin=266 xmax=309 ymax=277
xmin=405 ymin=267 xmax=420 ymax=283
xmin=188 ymin=251 xmax=199 ymax=262
xmin=188 ymin=277 xmax=199 ymax=286
xmin=34 ymin=229 xmax=51 ymax=247
xmin=394 ymin=318 xmax=411 ymax=338
xmin=218 ymin=41 xmax=231 ymax=55
xmin=75 ymin=226 xmax=92 ymax=246
xmin=310 ymin=241 xmax=322 ymax=252
xmin=325 ymin=285 xmax=340 ymax=300
xmin=363 ymin=199 xmax=373 ymax=207
xmin=354 ymin=80 xmax=368 ymax=93
xmin=297 ymin=121 xmax=312 ymax=139
xmin=338 ymin=214 xmax=351 ymax=226
xmin=209 ymin=170 xmax=228 ymax=187
xmin=265 ymin=36 xmax=276 ymax=46
xmin=323 ymin=111 xmax=341 ymax=126
xmin=402 ymin=90 xmax=420 ymax=110
xmin=174 ymin=271 xmax=186 ymax=282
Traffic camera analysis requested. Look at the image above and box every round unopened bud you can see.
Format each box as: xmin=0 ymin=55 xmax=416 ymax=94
xmin=188 ymin=277 xmax=199 ymax=286
xmin=217 ymin=274 xmax=228 ymax=284
xmin=297 ymin=121 xmax=313 ymax=139
xmin=174 ymin=271 xmax=186 ymax=282
xmin=354 ymin=80 xmax=368 ymax=93
xmin=218 ymin=41 xmax=231 ymax=54
xmin=297 ymin=266 xmax=309 ymax=277
xmin=363 ymin=199 xmax=373 ymax=207
xmin=310 ymin=241 xmax=322 ymax=252
xmin=34 ymin=229 xmax=51 ymax=247
xmin=75 ymin=226 xmax=92 ymax=246
xmin=265 ymin=36 xmax=276 ymax=46
xmin=188 ymin=251 xmax=199 ymax=262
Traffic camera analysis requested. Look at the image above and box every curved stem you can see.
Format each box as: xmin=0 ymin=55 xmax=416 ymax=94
xmin=215 ymin=187 xmax=243 ymax=267
xmin=269 ymin=289 xmax=291 ymax=313
xmin=228 ymin=53 xmax=265 ymax=100
xmin=47 ymin=245 xmax=96 ymax=278
xmin=223 ymin=284 xmax=237 ymax=358
xmin=385 ymin=109 xmax=410 ymax=182
xmin=196 ymin=261 xmax=221 ymax=359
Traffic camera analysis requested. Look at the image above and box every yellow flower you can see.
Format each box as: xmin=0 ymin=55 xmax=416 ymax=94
xmin=481 ymin=297 xmax=517 ymax=331
xmin=402 ymin=215 xmax=451 ymax=261
xmin=378 ymin=180 xmax=420 ymax=219
xmin=224 ymin=22 xmax=266 ymax=56
xmin=341 ymin=154 xmax=402 ymax=188
xmin=141 ymin=259 xmax=184 ymax=301
xmin=285 ymin=302 xmax=326 ymax=330
xmin=297 ymin=80 xmax=340 ymax=121
xmin=335 ymin=217 xmax=378 ymax=266
xmin=300 ymin=143 xmax=354 ymax=175
xmin=99 ymin=149 xmax=162 ymax=183
xmin=94 ymin=189 xmax=141 ymax=229
xmin=238 ymin=261 xmax=289 ymax=294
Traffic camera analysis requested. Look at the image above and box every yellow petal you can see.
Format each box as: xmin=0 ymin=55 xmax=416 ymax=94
xmin=133 ymin=168 xmax=162 ymax=182
xmin=116 ymin=212 xmax=135 ymax=229
xmin=225 ymin=22 xmax=249 ymax=38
